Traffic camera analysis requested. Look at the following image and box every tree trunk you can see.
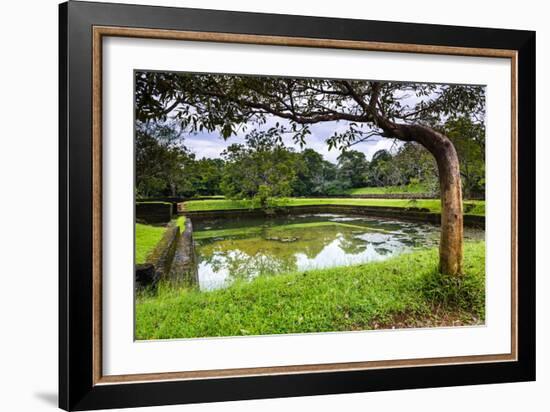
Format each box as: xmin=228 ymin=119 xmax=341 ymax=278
xmin=412 ymin=126 xmax=463 ymax=276
xmin=433 ymin=139 xmax=463 ymax=276
xmin=377 ymin=121 xmax=463 ymax=276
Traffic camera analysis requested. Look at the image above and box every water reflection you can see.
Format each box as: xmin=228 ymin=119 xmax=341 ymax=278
xmin=194 ymin=214 xmax=484 ymax=291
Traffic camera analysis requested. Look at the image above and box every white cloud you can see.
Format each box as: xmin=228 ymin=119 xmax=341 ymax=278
xmin=182 ymin=116 xmax=402 ymax=163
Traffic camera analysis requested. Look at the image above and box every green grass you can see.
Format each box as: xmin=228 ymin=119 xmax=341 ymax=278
xmin=346 ymin=183 xmax=430 ymax=195
xmin=195 ymin=195 xmax=225 ymax=199
xmin=135 ymin=241 xmax=485 ymax=339
xmin=184 ymin=198 xmax=256 ymax=211
xmin=136 ymin=217 xmax=187 ymax=264
xmin=182 ymin=198 xmax=485 ymax=216
xmin=135 ymin=223 xmax=167 ymax=264
xmin=136 ymin=201 xmax=172 ymax=206
xmin=175 ymin=216 xmax=186 ymax=232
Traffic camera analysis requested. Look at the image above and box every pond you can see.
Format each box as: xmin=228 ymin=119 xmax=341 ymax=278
xmin=193 ymin=213 xmax=484 ymax=291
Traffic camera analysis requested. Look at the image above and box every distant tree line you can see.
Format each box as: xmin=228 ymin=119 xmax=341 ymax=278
xmin=136 ymin=116 xmax=484 ymax=201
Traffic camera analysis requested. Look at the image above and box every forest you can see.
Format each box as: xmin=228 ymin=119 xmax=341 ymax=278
xmin=136 ymin=115 xmax=485 ymax=202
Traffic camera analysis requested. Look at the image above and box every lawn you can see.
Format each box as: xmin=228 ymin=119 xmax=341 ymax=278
xmin=135 ymin=223 xmax=167 ymax=264
xmin=182 ymin=197 xmax=485 ymax=216
xmin=175 ymin=215 xmax=186 ymax=231
xmin=345 ymin=183 xmax=430 ymax=195
xmin=135 ymin=217 xmax=186 ymax=264
xmin=135 ymin=241 xmax=485 ymax=339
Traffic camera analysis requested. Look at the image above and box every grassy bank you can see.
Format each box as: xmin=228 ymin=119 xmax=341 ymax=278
xmin=135 ymin=223 xmax=166 ymax=264
xmin=135 ymin=217 xmax=186 ymax=264
xmin=345 ymin=183 xmax=429 ymax=195
xmin=136 ymin=242 xmax=485 ymax=339
xmin=182 ymin=198 xmax=485 ymax=216
xmin=175 ymin=215 xmax=186 ymax=231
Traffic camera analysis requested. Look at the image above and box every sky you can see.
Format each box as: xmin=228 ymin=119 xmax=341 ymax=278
xmin=181 ymin=117 xmax=401 ymax=163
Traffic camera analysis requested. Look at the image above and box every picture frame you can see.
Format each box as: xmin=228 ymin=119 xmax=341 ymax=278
xmin=59 ymin=1 xmax=536 ymax=410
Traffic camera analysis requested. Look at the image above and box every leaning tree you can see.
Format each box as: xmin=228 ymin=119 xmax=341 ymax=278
xmin=135 ymin=72 xmax=485 ymax=276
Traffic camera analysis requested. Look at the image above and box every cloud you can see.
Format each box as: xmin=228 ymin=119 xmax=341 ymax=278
xmin=182 ymin=116 xmax=402 ymax=163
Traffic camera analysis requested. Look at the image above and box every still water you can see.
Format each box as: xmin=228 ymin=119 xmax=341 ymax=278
xmin=193 ymin=213 xmax=484 ymax=291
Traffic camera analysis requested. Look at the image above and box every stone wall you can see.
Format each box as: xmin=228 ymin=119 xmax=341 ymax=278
xmin=135 ymin=223 xmax=179 ymax=289
xmin=135 ymin=263 xmax=156 ymax=288
xmin=135 ymin=219 xmax=200 ymax=289
xmin=181 ymin=204 xmax=485 ymax=229
xmin=169 ymin=218 xmax=199 ymax=287
xmin=138 ymin=197 xmax=225 ymax=215
xmin=136 ymin=202 xmax=173 ymax=224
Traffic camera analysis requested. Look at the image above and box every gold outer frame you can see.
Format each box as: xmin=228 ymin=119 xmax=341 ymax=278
xmin=92 ymin=26 xmax=518 ymax=385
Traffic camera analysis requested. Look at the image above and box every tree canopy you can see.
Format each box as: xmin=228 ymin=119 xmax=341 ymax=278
xmin=219 ymin=129 xmax=299 ymax=207
xmin=135 ymin=72 xmax=485 ymax=151
xmin=135 ymin=121 xmax=193 ymax=197
xmin=135 ymin=73 xmax=485 ymax=199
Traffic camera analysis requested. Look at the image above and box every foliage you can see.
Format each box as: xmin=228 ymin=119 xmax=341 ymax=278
xmin=219 ymin=129 xmax=299 ymax=206
xmin=135 ymin=242 xmax=485 ymax=339
xmin=291 ymin=148 xmax=339 ymax=196
xmin=136 ymin=121 xmax=195 ymax=197
xmin=337 ymin=150 xmax=369 ymax=188
xmin=443 ymin=116 xmax=486 ymax=198
xmin=135 ymin=72 xmax=485 ymax=154
xmin=136 ymin=116 xmax=483 ymax=200
xmin=134 ymin=72 xmax=487 ymax=206
xmin=360 ymin=144 xmax=439 ymax=193
xmin=346 ymin=182 xmax=429 ymax=195
xmin=190 ymin=158 xmax=225 ymax=196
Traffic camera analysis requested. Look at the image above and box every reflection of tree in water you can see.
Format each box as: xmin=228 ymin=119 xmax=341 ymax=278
xmin=197 ymin=225 xmax=350 ymax=281
xmin=199 ymin=244 xmax=298 ymax=283
xmin=197 ymin=223 xmax=394 ymax=283
xmin=337 ymin=231 xmax=371 ymax=255
xmin=219 ymin=250 xmax=297 ymax=282
xmin=265 ymin=227 xmax=338 ymax=260
xmin=374 ymin=246 xmax=393 ymax=255
xmin=392 ymin=225 xmax=440 ymax=248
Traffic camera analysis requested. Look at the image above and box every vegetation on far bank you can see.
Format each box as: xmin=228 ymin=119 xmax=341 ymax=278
xmin=345 ymin=182 xmax=429 ymax=195
xmin=137 ymin=114 xmax=485 ymax=201
xmin=182 ymin=197 xmax=486 ymax=216
xmin=135 ymin=242 xmax=485 ymax=339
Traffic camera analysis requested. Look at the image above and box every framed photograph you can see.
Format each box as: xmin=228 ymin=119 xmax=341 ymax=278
xmin=59 ymin=1 xmax=535 ymax=410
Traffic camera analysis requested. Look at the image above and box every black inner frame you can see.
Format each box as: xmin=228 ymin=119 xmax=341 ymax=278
xmin=59 ymin=1 xmax=536 ymax=410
